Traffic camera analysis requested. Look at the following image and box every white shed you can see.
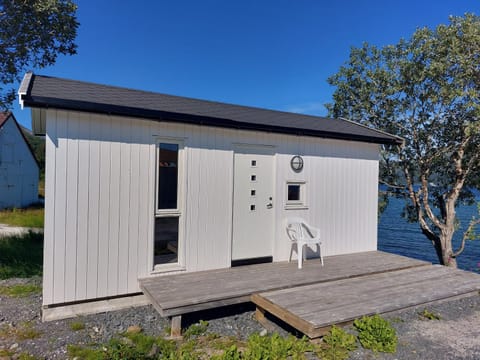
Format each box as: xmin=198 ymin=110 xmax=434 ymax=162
xmin=0 ymin=112 xmax=39 ymax=209
xmin=18 ymin=73 xmax=402 ymax=318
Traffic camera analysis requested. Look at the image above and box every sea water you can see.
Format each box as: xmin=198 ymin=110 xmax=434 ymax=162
xmin=378 ymin=196 xmax=480 ymax=272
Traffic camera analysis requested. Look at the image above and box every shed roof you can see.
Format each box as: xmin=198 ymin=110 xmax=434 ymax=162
xmin=18 ymin=73 xmax=403 ymax=145
xmin=0 ymin=112 xmax=10 ymax=128
xmin=0 ymin=111 xmax=40 ymax=168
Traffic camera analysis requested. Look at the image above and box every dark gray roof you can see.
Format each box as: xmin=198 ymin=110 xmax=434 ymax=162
xmin=18 ymin=73 xmax=402 ymax=145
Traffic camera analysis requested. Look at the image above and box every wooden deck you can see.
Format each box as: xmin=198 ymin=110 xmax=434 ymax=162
xmin=139 ymin=251 xmax=428 ymax=318
xmin=252 ymin=265 xmax=480 ymax=338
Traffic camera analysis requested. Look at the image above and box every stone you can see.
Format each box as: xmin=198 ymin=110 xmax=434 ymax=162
xmin=126 ymin=325 xmax=142 ymax=334
xmin=147 ymin=344 xmax=159 ymax=357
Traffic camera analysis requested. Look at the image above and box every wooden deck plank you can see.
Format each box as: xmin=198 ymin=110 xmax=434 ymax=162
xmin=140 ymin=251 xmax=424 ymax=292
xmin=264 ymin=265 xmax=452 ymax=309
xmin=252 ymin=265 xmax=480 ymax=338
xmin=139 ymin=251 xmax=429 ymax=315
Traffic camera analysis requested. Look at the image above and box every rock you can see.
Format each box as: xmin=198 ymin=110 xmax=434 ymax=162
xmin=9 ymin=344 xmax=18 ymax=351
xmin=126 ymin=325 xmax=142 ymax=334
xmin=147 ymin=344 xmax=159 ymax=357
xmin=259 ymin=329 xmax=268 ymax=336
xmin=120 ymin=337 xmax=134 ymax=346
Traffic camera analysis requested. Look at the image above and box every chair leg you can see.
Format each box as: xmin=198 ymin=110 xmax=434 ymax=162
xmin=289 ymin=244 xmax=295 ymax=263
xmin=298 ymin=244 xmax=303 ymax=269
xmin=319 ymin=243 xmax=324 ymax=266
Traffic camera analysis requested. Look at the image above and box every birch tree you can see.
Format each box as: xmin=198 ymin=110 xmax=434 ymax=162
xmin=0 ymin=0 xmax=78 ymax=108
xmin=327 ymin=14 xmax=480 ymax=267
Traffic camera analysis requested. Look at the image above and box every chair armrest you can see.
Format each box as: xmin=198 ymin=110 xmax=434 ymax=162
xmin=303 ymin=223 xmax=321 ymax=241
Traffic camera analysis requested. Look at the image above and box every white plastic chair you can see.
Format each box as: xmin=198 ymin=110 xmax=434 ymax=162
xmin=286 ymin=218 xmax=324 ymax=269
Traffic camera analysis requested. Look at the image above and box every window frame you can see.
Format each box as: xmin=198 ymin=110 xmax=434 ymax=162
xmin=153 ymin=138 xmax=186 ymax=272
xmin=285 ymin=180 xmax=308 ymax=210
xmin=155 ymin=140 xmax=184 ymax=216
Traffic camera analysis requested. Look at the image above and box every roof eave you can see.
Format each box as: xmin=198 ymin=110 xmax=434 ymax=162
xmin=18 ymin=72 xmax=34 ymax=109
xmin=21 ymin=95 xmax=402 ymax=146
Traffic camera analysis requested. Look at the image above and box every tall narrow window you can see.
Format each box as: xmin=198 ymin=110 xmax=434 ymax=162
xmin=157 ymin=143 xmax=179 ymax=210
xmin=155 ymin=141 xmax=182 ymax=269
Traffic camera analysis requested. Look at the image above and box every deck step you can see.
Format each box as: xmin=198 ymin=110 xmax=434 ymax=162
xmin=252 ymin=265 xmax=480 ymax=338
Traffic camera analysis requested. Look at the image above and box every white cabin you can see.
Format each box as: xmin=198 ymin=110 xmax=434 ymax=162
xmin=0 ymin=112 xmax=39 ymax=209
xmin=18 ymin=73 xmax=402 ymax=317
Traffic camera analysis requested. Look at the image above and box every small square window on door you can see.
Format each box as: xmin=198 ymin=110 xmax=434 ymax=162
xmin=285 ymin=181 xmax=307 ymax=209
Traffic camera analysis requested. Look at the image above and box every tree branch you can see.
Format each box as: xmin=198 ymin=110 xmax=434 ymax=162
xmin=420 ymin=172 xmax=445 ymax=230
xmin=453 ymin=218 xmax=480 ymax=257
xmin=379 ymin=179 xmax=404 ymax=190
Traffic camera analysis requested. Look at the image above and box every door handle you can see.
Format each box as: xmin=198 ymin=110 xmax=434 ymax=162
xmin=267 ymin=203 xmax=273 ymax=209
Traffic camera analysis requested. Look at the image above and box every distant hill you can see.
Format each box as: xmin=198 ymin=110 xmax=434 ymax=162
xmin=20 ymin=126 xmax=45 ymax=172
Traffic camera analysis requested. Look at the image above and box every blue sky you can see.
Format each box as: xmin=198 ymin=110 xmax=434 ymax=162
xmin=13 ymin=0 xmax=480 ymax=128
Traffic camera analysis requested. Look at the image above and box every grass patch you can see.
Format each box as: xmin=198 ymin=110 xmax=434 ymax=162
xmin=353 ymin=315 xmax=397 ymax=353
xmin=0 ymin=284 xmax=41 ymax=297
xmin=0 ymin=206 xmax=44 ymax=228
xmin=17 ymin=353 xmax=39 ymax=360
xmin=0 ymin=349 xmax=38 ymax=360
xmin=67 ymin=331 xmax=315 ymax=360
xmin=183 ymin=320 xmax=209 ymax=339
xmin=70 ymin=321 xmax=86 ymax=331
xmin=0 ymin=349 xmax=14 ymax=357
xmin=317 ymin=325 xmax=357 ymax=360
xmin=0 ymin=322 xmax=42 ymax=341
xmin=419 ymin=309 xmax=441 ymax=320
xmin=0 ymin=232 xmax=43 ymax=279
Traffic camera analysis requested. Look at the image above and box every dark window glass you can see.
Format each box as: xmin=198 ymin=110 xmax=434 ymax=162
xmin=154 ymin=217 xmax=178 ymax=265
xmin=288 ymin=185 xmax=301 ymax=201
xmin=158 ymin=143 xmax=178 ymax=209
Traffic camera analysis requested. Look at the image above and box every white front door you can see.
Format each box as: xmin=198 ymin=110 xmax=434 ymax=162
xmin=232 ymin=146 xmax=274 ymax=261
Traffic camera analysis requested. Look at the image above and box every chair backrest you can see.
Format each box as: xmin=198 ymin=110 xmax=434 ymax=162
xmin=285 ymin=217 xmax=307 ymax=242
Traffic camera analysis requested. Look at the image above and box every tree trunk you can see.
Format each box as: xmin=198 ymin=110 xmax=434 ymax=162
xmin=438 ymin=230 xmax=457 ymax=268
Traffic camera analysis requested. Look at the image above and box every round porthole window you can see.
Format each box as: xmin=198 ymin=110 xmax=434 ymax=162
xmin=290 ymin=155 xmax=304 ymax=172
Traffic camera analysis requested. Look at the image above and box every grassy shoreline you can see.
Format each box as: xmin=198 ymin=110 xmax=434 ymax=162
xmin=0 ymin=206 xmax=44 ymax=228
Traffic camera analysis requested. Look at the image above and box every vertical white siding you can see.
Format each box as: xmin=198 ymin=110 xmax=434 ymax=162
xmin=96 ymin=117 xmax=111 ymax=298
xmin=76 ymin=113 xmax=90 ymax=300
xmin=86 ymin=114 xmax=100 ymax=299
xmin=43 ymin=114 xmax=56 ymax=305
xmin=43 ymin=109 xmax=380 ymax=306
xmin=52 ymin=112 xmax=67 ymax=303
xmin=273 ymin=136 xmax=379 ymax=261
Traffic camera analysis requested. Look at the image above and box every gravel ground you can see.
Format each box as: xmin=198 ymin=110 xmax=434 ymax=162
xmin=1 ymin=276 xmax=480 ymax=359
